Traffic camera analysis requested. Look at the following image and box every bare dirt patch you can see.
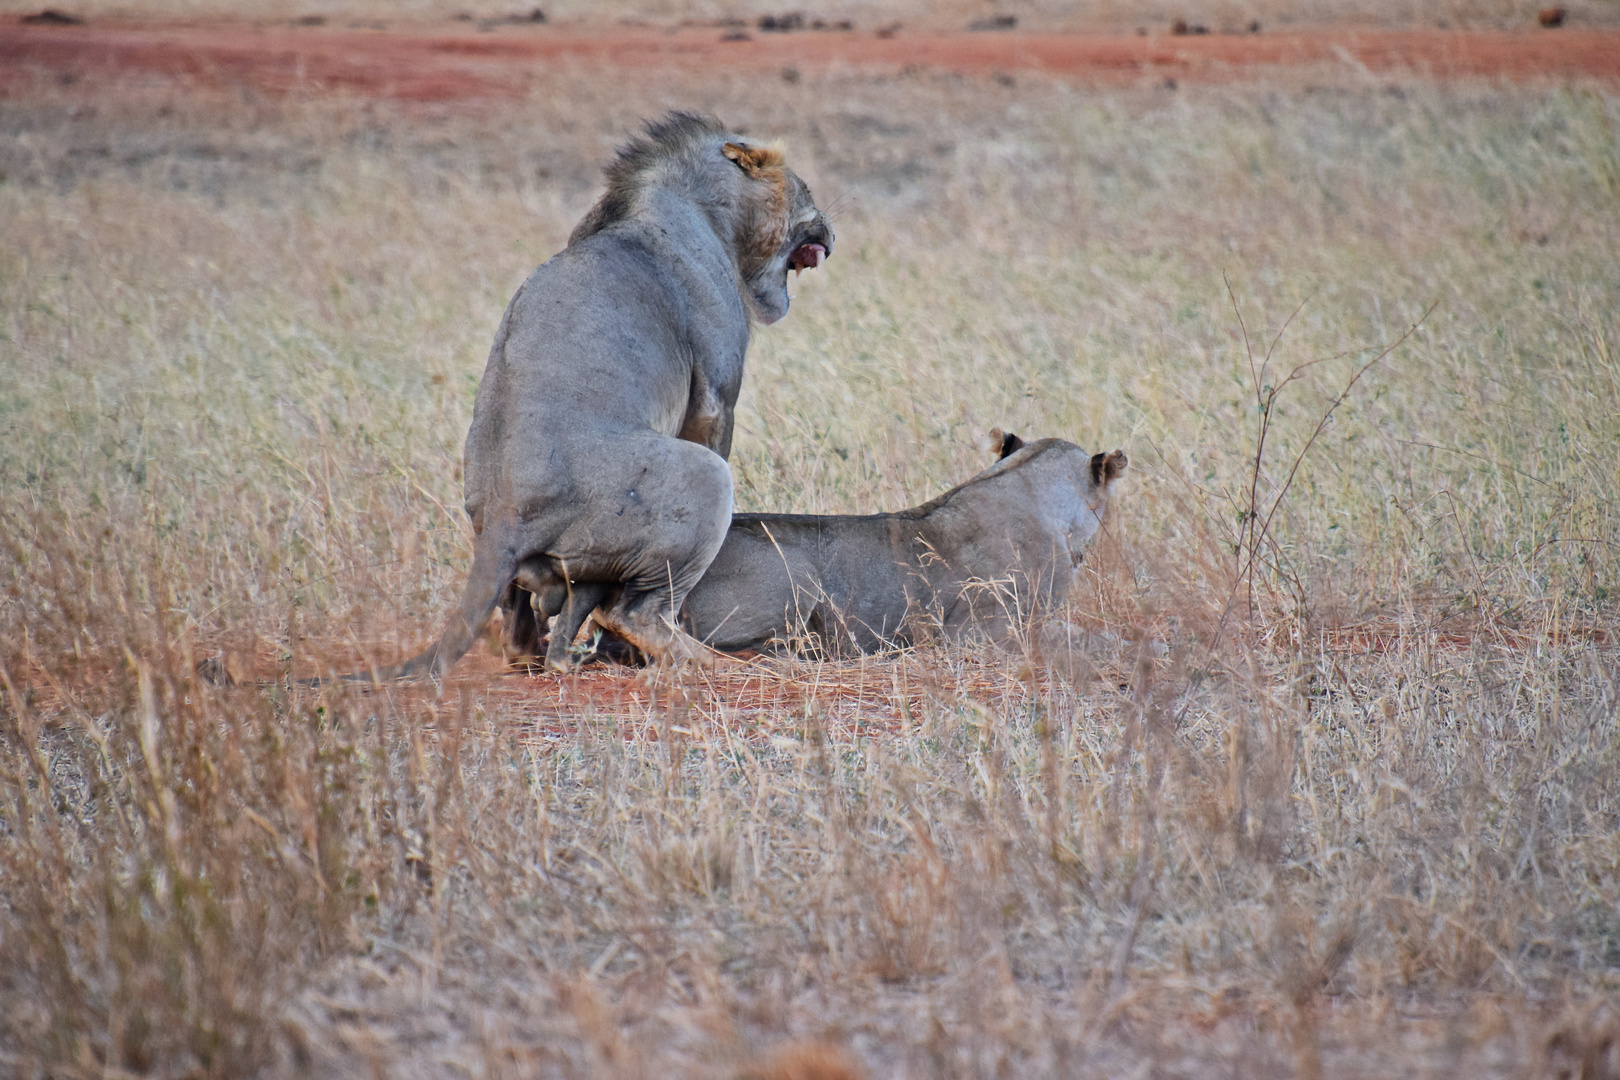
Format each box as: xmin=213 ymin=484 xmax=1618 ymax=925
xmin=4 ymin=20 xmax=1618 ymax=100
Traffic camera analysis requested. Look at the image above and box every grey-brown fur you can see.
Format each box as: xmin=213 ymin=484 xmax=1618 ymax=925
xmin=549 ymin=439 xmax=1125 ymax=659
xmin=357 ymin=113 xmax=832 ymax=680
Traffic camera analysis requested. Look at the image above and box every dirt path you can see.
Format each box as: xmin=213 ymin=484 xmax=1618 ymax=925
xmin=4 ymin=20 xmax=1618 ymax=100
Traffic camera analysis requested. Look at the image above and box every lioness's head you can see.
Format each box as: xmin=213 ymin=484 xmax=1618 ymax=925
xmin=570 ymin=112 xmax=834 ymax=325
xmin=982 ymin=435 xmax=1128 ymax=556
xmin=1089 ymin=449 xmax=1128 ymax=494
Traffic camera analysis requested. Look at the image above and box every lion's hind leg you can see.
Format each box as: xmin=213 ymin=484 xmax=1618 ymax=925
xmin=592 ymin=442 xmax=733 ymax=668
xmin=500 ymin=562 xmax=576 ymax=671
xmin=597 ymin=592 xmax=727 ymax=669
xmin=544 ymin=581 xmax=616 ymax=671
xmin=594 ymin=547 xmax=730 ymax=669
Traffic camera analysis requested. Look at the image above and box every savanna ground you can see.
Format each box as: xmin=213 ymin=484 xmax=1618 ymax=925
xmin=2 ymin=7 xmax=1619 ymax=1078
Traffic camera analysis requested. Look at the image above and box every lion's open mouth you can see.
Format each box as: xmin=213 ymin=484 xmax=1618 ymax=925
xmin=788 ymin=242 xmax=827 ymax=276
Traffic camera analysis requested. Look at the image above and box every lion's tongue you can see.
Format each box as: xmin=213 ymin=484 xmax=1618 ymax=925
xmin=789 ymin=243 xmax=827 ymax=276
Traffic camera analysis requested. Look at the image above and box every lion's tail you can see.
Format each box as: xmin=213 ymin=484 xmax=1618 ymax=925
xmin=336 ymin=523 xmax=520 ymax=685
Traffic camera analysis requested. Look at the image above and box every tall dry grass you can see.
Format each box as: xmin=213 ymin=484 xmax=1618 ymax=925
xmin=2 ymin=64 xmax=1618 ymax=1077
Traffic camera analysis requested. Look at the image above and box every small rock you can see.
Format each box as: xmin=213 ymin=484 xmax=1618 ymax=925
xmin=875 ymin=21 xmax=901 ymax=38
xmin=1538 ymin=6 xmax=1565 ymax=26
xmin=968 ymin=14 xmax=1017 ymax=30
xmin=758 ymin=12 xmax=804 ymax=32
xmin=20 ymin=8 xmax=83 ymax=24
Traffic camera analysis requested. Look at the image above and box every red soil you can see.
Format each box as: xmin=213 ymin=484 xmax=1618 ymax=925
xmin=3 ymin=20 xmax=1618 ymax=100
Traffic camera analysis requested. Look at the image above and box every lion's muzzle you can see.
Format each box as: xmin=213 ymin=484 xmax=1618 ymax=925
xmin=789 ymin=242 xmax=827 ymax=275
xmin=787 ymin=214 xmax=833 ymax=277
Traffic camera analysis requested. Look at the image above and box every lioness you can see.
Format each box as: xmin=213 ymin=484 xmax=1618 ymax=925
xmin=360 ymin=113 xmax=832 ymax=680
xmin=548 ymin=434 xmax=1126 ymax=659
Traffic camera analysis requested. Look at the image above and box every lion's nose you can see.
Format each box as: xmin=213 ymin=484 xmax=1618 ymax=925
xmin=808 ymin=217 xmax=834 ymax=257
xmin=818 ymin=216 xmax=835 ymax=248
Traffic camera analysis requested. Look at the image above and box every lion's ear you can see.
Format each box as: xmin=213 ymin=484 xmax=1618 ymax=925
xmin=723 ymin=141 xmax=785 ymax=177
xmin=1090 ymin=449 xmax=1128 ymax=486
xmin=998 ymin=432 xmax=1025 ymax=460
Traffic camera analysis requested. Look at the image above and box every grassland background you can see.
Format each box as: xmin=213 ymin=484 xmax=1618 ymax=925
xmin=5 ymin=0 xmax=1620 ymax=30
xmin=2 ymin=56 xmax=1619 ymax=1079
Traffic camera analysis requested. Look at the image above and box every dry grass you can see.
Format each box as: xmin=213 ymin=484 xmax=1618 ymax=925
xmin=2 ymin=60 xmax=1619 ymax=1078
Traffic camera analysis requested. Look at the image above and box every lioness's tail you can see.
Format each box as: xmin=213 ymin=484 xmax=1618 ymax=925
xmin=337 ymin=525 xmax=520 ymax=685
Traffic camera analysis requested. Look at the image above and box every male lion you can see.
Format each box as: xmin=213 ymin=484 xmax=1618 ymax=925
xmin=548 ymin=434 xmax=1126 ymax=660
xmin=359 ymin=113 xmax=832 ymax=680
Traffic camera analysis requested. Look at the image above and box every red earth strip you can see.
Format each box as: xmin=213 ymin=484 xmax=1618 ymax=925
xmin=3 ymin=23 xmax=1618 ymax=100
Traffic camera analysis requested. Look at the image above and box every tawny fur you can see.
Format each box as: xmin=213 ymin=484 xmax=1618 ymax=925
xmin=546 ymin=438 xmax=1126 ymax=661
xmin=675 ymin=439 xmax=1127 ymax=655
xmin=340 ymin=112 xmax=832 ymax=681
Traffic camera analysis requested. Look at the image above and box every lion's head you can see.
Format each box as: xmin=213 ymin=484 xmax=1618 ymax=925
xmin=569 ymin=112 xmax=833 ymax=324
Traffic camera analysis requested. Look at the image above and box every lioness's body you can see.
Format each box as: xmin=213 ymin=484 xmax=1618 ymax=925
xmin=680 ymin=439 xmax=1127 ymax=655
xmin=364 ymin=114 xmax=831 ymax=680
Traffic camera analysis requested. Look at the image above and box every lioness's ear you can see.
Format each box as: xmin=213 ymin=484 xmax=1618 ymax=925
xmin=1090 ymin=449 xmax=1128 ymax=486
xmin=722 ymin=141 xmax=785 ymax=178
xmin=998 ymin=432 xmax=1025 ymax=460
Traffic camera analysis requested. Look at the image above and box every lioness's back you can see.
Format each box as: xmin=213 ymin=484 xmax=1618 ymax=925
xmin=680 ymin=438 xmax=1126 ymax=656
